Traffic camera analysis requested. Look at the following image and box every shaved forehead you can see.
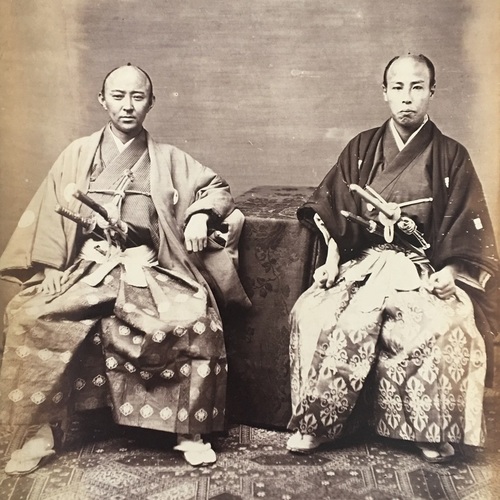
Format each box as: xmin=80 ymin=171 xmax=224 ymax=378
xmin=101 ymin=64 xmax=154 ymax=102
xmin=387 ymin=57 xmax=430 ymax=83
xmin=383 ymin=54 xmax=436 ymax=87
xmin=104 ymin=66 xmax=150 ymax=91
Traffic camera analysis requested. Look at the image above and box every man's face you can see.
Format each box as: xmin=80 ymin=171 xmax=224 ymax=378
xmin=383 ymin=57 xmax=435 ymax=133
xmin=98 ymin=66 xmax=154 ymax=141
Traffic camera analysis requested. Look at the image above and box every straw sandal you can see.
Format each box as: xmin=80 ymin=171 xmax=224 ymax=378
xmin=286 ymin=431 xmax=331 ymax=454
xmin=5 ymin=424 xmax=57 ymax=476
xmin=174 ymin=434 xmax=217 ymax=467
xmin=416 ymin=442 xmax=455 ymax=464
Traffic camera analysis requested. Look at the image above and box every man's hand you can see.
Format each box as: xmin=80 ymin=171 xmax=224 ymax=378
xmin=314 ymin=261 xmax=339 ymax=289
xmin=313 ymin=238 xmax=340 ymax=289
xmin=40 ymin=267 xmax=70 ymax=295
xmin=184 ymin=213 xmax=209 ymax=253
xmin=429 ymin=265 xmax=458 ymax=300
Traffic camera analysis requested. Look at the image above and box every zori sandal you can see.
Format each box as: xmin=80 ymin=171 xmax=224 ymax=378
xmin=416 ymin=442 xmax=455 ymax=464
xmin=5 ymin=424 xmax=56 ymax=476
xmin=286 ymin=431 xmax=331 ymax=454
xmin=174 ymin=434 xmax=217 ymax=467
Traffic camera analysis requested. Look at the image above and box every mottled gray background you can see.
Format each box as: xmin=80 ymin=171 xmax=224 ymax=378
xmin=0 ymin=0 xmax=498 ymax=260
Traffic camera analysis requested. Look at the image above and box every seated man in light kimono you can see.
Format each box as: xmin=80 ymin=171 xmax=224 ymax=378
xmin=286 ymin=54 xmax=498 ymax=463
xmin=0 ymin=64 xmax=250 ymax=472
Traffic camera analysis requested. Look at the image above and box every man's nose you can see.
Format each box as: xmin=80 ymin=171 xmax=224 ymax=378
xmin=401 ymin=90 xmax=412 ymax=104
xmin=123 ymin=96 xmax=134 ymax=111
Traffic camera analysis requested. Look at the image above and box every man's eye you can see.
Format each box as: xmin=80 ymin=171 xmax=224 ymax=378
xmin=111 ymin=94 xmax=123 ymax=99
xmin=133 ymin=95 xmax=145 ymax=101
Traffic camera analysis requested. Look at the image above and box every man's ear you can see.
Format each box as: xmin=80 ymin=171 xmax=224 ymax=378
xmin=430 ymin=84 xmax=436 ymax=97
xmin=98 ymin=92 xmax=107 ymax=110
xmin=382 ymin=84 xmax=388 ymax=102
xmin=148 ymin=95 xmax=156 ymax=111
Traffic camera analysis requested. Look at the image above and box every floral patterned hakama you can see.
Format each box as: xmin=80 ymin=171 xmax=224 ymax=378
xmin=288 ymin=247 xmax=486 ymax=447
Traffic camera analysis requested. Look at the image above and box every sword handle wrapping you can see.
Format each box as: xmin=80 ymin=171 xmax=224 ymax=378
xmin=73 ymin=189 xmax=109 ymax=220
xmin=340 ymin=210 xmax=378 ymax=233
xmin=55 ymin=205 xmax=95 ymax=232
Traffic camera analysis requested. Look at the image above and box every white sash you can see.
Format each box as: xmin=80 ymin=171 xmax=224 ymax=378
xmin=79 ymin=239 xmax=158 ymax=287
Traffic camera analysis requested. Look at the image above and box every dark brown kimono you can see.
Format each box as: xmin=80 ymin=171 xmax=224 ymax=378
xmin=298 ymin=119 xmax=498 ymax=379
xmin=288 ymin=119 xmax=498 ymax=447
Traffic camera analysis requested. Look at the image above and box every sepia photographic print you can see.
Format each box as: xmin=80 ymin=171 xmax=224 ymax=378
xmin=0 ymin=1 xmax=498 ymax=498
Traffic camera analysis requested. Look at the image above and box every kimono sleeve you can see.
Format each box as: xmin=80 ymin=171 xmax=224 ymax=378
xmin=297 ymin=134 xmax=368 ymax=261
xmin=0 ymin=146 xmax=78 ymax=283
xmin=182 ymin=157 xmax=234 ymax=226
xmin=430 ymin=141 xmax=498 ymax=276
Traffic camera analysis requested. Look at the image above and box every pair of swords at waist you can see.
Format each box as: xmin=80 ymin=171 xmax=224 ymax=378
xmin=55 ymin=189 xmax=141 ymax=250
xmin=341 ymin=184 xmax=432 ymax=251
xmin=55 ymin=189 xmax=230 ymax=252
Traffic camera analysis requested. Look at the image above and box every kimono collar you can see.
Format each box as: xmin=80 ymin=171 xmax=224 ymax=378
xmin=389 ymin=115 xmax=429 ymax=151
xmin=108 ymin=123 xmax=141 ymax=152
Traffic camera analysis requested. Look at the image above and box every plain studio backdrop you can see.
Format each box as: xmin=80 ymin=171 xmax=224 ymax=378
xmin=0 ymin=0 xmax=498 ymax=304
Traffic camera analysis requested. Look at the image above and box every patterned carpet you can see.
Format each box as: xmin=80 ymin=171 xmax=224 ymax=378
xmin=1 ymin=358 xmax=499 ymax=500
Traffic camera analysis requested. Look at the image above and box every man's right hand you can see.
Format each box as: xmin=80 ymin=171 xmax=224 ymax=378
xmin=313 ymin=261 xmax=339 ymax=289
xmin=313 ymin=236 xmax=340 ymax=289
xmin=40 ymin=267 xmax=70 ymax=295
xmin=184 ymin=213 xmax=209 ymax=253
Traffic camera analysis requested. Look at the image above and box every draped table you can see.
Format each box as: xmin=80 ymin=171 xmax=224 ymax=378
xmin=225 ymin=186 xmax=322 ymax=429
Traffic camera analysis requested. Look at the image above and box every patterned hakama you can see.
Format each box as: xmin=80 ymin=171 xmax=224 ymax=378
xmin=0 ymin=255 xmax=227 ymax=435
xmin=288 ymin=247 xmax=486 ymax=447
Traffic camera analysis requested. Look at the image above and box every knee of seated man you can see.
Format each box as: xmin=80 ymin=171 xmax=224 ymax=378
xmin=221 ymin=209 xmax=245 ymax=268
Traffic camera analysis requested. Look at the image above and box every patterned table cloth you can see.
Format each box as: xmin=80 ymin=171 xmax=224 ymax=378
xmin=225 ymin=186 xmax=321 ymax=429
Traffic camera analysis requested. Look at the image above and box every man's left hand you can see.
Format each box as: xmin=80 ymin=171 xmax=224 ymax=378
xmin=429 ymin=265 xmax=457 ymax=300
xmin=184 ymin=213 xmax=209 ymax=252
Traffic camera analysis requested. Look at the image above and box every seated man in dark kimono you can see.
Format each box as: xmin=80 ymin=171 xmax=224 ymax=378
xmin=0 ymin=64 xmax=249 ymax=472
xmin=286 ymin=54 xmax=498 ymax=463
